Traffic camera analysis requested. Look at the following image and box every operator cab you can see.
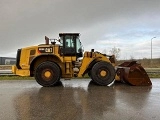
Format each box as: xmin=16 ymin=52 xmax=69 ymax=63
xmin=59 ymin=33 xmax=83 ymax=58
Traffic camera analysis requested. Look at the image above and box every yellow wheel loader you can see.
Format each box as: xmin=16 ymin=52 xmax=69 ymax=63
xmin=12 ymin=33 xmax=152 ymax=87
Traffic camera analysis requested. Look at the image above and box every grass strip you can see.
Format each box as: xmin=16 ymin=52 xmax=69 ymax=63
xmin=0 ymin=75 xmax=34 ymax=80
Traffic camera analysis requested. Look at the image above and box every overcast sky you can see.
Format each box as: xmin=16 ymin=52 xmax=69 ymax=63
xmin=0 ymin=0 xmax=160 ymax=60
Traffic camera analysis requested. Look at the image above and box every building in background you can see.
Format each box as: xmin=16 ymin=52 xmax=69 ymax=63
xmin=0 ymin=57 xmax=16 ymax=65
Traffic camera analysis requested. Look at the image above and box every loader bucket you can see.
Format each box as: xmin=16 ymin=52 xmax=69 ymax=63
xmin=116 ymin=61 xmax=152 ymax=86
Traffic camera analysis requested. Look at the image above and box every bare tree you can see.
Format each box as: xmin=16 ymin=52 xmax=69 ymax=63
xmin=109 ymin=46 xmax=121 ymax=60
xmin=102 ymin=49 xmax=107 ymax=54
xmin=130 ymin=55 xmax=134 ymax=60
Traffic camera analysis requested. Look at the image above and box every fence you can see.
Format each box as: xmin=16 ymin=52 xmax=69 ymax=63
xmin=0 ymin=65 xmax=14 ymax=75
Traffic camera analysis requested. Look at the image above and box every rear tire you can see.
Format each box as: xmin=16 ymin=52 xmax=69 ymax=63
xmin=91 ymin=61 xmax=115 ymax=86
xmin=35 ymin=61 xmax=61 ymax=87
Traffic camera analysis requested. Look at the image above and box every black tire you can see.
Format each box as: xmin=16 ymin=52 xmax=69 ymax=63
xmin=35 ymin=61 xmax=61 ymax=87
xmin=91 ymin=61 xmax=115 ymax=86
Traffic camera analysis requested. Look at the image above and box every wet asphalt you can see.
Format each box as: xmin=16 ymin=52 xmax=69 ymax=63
xmin=0 ymin=78 xmax=160 ymax=120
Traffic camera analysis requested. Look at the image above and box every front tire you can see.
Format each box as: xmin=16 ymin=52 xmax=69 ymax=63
xmin=91 ymin=61 xmax=115 ymax=86
xmin=35 ymin=61 xmax=61 ymax=87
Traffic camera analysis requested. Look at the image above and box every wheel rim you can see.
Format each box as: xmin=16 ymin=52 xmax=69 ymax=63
xmin=97 ymin=68 xmax=110 ymax=80
xmin=44 ymin=71 xmax=51 ymax=78
xmin=100 ymin=70 xmax=108 ymax=77
xmin=42 ymin=69 xmax=53 ymax=81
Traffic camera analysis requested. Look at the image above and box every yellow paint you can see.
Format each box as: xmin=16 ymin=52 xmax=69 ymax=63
xmin=16 ymin=69 xmax=30 ymax=76
xmin=12 ymin=65 xmax=16 ymax=74
xmin=12 ymin=43 xmax=116 ymax=79
xmin=78 ymin=51 xmax=112 ymax=77
xmin=115 ymin=74 xmax=120 ymax=81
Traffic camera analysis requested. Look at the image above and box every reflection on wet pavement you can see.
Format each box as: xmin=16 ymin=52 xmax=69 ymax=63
xmin=0 ymin=79 xmax=160 ymax=120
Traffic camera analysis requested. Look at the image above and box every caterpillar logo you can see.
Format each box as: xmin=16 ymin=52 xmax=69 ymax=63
xmin=38 ymin=47 xmax=53 ymax=53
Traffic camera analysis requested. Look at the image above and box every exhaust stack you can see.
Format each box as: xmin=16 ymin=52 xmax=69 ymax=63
xmin=45 ymin=36 xmax=49 ymax=45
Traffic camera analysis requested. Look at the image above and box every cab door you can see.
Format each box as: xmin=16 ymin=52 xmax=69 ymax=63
xmin=62 ymin=35 xmax=76 ymax=56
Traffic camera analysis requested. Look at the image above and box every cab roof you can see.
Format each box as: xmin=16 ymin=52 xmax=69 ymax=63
xmin=59 ymin=33 xmax=80 ymax=37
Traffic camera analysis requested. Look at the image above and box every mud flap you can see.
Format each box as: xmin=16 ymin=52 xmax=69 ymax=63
xmin=116 ymin=61 xmax=152 ymax=86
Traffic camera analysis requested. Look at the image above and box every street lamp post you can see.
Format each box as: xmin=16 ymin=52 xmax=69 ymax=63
xmin=151 ymin=37 xmax=156 ymax=61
